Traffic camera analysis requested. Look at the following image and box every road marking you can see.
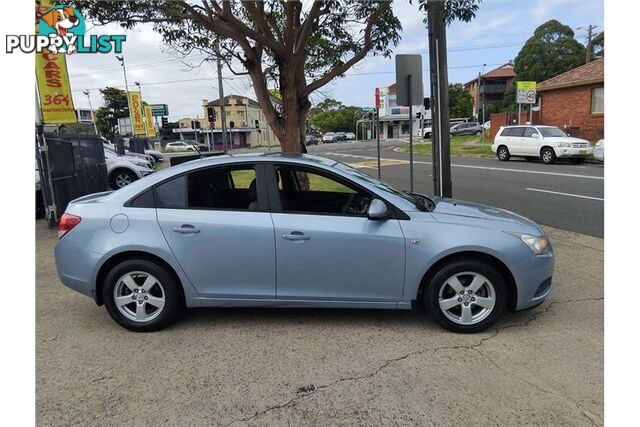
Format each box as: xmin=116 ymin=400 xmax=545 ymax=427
xmin=525 ymin=188 xmax=604 ymax=201
xmin=326 ymin=152 xmax=604 ymax=181
xmin=348 ymin=159 xmax=408 ymax=169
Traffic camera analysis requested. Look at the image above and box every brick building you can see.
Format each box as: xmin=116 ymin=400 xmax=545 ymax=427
xmin=537 ymin=58 xmax=604 ymax=141
xmin=464 ymin=63 xmax=516 ymax=119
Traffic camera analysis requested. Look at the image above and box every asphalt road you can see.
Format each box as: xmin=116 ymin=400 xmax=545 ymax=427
xmin=306 ymin=140 xmax=604 ymax=237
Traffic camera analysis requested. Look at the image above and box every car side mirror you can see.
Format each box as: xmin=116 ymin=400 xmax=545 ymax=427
xmin=532 ymin=133 xmax=540 ymax=138
xmin=368 ymin=199 xmax=389 ymax=220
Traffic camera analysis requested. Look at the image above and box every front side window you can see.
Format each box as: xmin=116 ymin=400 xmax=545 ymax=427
xmin=591 ymin=87 xmax=604 ymax=114
xmin=155 ymin=165 xmax=259 ymax=210
xmin=274 ymin=166 xmax=371 ymax=216
xmin=538 ymin=127 xmax=567 ymax=138
xmin=523 ymin=127 xmax=539 ymax=138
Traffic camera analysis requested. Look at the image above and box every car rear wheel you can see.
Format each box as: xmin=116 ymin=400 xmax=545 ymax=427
xmin=103 ymin=259 xmax=183 ymax=332
xmin=109 ymin=169 xmax=137 ymax=189
xmin=541 ymin=147 xmax=556 ymax=164
xmin=474 ymin=130 xmax=482 ymax=136
xmin=424 ymin=259 xmax=507 ymax=333
xmin=497 ymin=145 xmax=510 ymax=161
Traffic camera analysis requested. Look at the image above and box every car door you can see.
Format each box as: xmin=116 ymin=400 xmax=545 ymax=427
xmin=522 ymin=127 xmax=541 ymax=155
xmin=506 ymin=127 xmax=526 ymax=155
xmin=266 ymin=163 xmax=406 ymax=303
xmin=155 ymin=163 xmax=276 ymax=299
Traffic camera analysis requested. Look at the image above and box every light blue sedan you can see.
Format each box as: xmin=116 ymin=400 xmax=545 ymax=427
xmin=55 ymin=154 xmax=553 ymax=333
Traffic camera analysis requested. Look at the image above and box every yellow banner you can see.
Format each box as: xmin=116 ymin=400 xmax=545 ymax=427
xmin=144 ymin=105 xmax=156 ymax=137
xmin=516 ymin=81 xmax=537 ymax=90
xmin=128 ymin=91 xmax=146 ymax=135
xmin=35 ymin=0 xmax=76 ymax=124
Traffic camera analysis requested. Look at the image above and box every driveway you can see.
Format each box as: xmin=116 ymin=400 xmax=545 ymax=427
xmin=37 ymin=221 xmax=603 ymax=425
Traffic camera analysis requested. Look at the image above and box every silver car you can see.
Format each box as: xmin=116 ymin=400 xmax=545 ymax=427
xmin=55 ymin=154 xmax=553 ymax=332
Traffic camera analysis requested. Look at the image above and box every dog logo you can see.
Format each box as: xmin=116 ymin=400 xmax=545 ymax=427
xmin=37 ymin=4 xmax=86 ymax=54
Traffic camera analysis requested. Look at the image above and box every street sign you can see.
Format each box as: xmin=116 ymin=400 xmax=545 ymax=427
xmin=516 ymin=81 xmax=537 ymax=104
xmin=150 ymin=104 xmax=169 ymax=117
xmin=375 ymin=88 xmax=381 ymax=109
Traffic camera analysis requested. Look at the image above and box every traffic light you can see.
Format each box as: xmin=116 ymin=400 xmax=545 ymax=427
xmin=195 ymin=120 xmax=201 ymax=129
xmin=423 ymin=97 xmax=430 ymax=110
xmin=207 ymin=107 xmax=216 ymax=123
xmin=229 ymin=121 xmax=235 ymax=129
xmin=416 ymin=111 xmax=422 ymax=119
xmin=161 ymin=117 xmax=168 ymax=127
xmin=255 ymin=119 xmax=259 ymax=128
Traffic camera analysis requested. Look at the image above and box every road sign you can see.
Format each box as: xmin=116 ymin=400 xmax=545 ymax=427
xmin=516 ymin=81 xmax=537 ymax=104
xmin=375 ymin=88 xmax=381 ymax=108
xmin=150 ymin=104 xmax=169 ymax=117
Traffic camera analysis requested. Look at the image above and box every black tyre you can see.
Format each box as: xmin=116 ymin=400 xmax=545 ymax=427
xmin=109 ymin=169 xmax=138 ymax=189
xmin=497 ymin=145 xmax=510 ymax=161
xmin=424 ymin=259 xmax=507 ymax=333
xmin=474 ymin=130 xmax=482 ymax=136
xmin=103 ymin=259 xmax=183 ymax=332
xmin=541 ymin=147 xmax=556 ymax=164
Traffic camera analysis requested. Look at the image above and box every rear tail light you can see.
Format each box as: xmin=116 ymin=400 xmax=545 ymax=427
xmin=58 ymin=213 xmax=81 ymax=239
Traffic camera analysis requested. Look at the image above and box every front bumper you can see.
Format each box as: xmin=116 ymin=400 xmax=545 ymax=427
xmin=555 ymin=147 xmax=593 ymax=158
xmin=511 ymin=250 xmax=555 ymax=310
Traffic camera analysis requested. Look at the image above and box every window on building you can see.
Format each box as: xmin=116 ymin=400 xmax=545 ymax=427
xmin=591 ymin=87 xmax=604 ymax=114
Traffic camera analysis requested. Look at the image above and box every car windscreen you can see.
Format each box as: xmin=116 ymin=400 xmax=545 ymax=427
xmin=538 ymin=127 xmax=568 ymax=138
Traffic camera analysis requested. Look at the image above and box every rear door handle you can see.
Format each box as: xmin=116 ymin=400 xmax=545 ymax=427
xmin=283 ymin=231 xmax=310 ymax=241
xmin=173 ymin=224 xmax=200 ymax=234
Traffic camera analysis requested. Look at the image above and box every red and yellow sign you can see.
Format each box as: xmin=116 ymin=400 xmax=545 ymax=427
xmin=128 ymin=91 xmax=146 ymax=135
xmin=35 ymin=1 xmax=76 ymax=124
xmin=144 ymin=105 xmax=156 ymax=137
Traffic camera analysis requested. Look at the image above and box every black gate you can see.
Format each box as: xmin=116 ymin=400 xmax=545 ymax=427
xmin=43 ymin=133 xmax=108 ymax=220
xmin=129 ymin=137 xmax=148 ymax=154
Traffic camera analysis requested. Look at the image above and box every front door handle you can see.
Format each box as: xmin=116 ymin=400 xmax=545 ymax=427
xmin=283 ymin=231 xmax=310 ymax=241
xmin=173 ymin=224 xmax=200 ymax=234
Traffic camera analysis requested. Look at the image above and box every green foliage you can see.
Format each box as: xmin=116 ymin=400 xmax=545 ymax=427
xmin=592 ymin=31 xmax=604 ymax=58
xmin=514 ymin=19 xmax=586 ymax=83
xmin=94 ymin=87 xmax=129 ymax=140
xmin=417 ymin=0 xmax=483 ymax=24
xmin=308 ymin=99 xmax=361 ymax=133
xmin=448 ymin=83 xmax=473 ymax=118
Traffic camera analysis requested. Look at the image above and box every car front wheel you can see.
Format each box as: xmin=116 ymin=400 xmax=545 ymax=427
xmin=110 ymin=169 xmax=137 ymax=189
xmin=541 ymin=147 xmax=556 ymax=164
xmin=424 ymin=259 xmax=507 ymax=333
xmin=103 ymin=259 xmax=183 ymax=332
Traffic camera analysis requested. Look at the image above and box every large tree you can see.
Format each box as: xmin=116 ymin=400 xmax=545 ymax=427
xmin=514 ymin=19 xmax=586 ymax=83
xmin=94 ymin=87 xmax=130 ymax=140
xmin=72 ymin=0 xmax=481 ymax=152
xmin=448 ymin=83 xmax=473 ymax=118
xmin=308 ymin=99 xmax=361 ymax=133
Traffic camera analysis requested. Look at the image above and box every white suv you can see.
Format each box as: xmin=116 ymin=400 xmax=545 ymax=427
xmin=492 ymin=125 xmax=593 ymax=164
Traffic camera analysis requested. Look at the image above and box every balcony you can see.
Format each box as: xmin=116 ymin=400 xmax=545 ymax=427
xmin=479 ymin=83 xmax=507 ymax=95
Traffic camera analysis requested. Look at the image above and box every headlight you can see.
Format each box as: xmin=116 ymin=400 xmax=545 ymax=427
xmin=557 ymin=142 xmax=570 ymax=148
xmin=510 ymin=233 xmax=550 ymax=255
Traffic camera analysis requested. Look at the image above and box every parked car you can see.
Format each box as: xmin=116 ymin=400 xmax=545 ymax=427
xmin=423 ymin=118 xmax=468 ymax=139
xmin=165 ymin=141 xmax=197 ymax=152
xmin=483 ymin=121 xmax=491 ymax=130
xmin=335 ymin=132 xmax=347 ymax=142
xmin=104 ymin=150 xmax=155 ymax=189
xmin=593 ymin=139 xmax=604 ymax=162
xmin=305 ymin=135 xmax=319 ymax=146
xmin=102 ymin=138 xmax=158 ymax=166
xmin=144 ymin=148 xmax=164 ymax=163
xmin=450 ymin=122 xmax=483 ymax=137
xmin=104 ymin=145 xmax=153 ymax=169
xmin=55 ymin=154 xmax=553 ymax=333
xmin=322 ymin=132 xmax=336 ymax=143
xmin=492 ymin=125 xmax=593 ymax=164
xmin=345 ymin=132 xmax=356 ymax=141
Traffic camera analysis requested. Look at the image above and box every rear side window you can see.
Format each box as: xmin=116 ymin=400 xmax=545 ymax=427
xmin=509 ymin=127 xmax=525 ymax=137
xmin=155 ymin=165 xmax=259 ymax=210
xmin=128 ymin=189 xmax=155 ymax=208
xmin=500 ymin=128 xmax=512 ymax=137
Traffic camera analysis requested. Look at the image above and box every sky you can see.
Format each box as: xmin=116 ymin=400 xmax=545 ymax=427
xmin=67 ymin=0 xmax=604 ymax=121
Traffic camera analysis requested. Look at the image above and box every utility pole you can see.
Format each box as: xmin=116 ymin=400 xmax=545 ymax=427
xmin=580 ymin=25 xmax=597 ymax=63
xmin=427 ymin=0 xmax=452 ymax=197
xmin=116 ymin=56 xmax=133 ymax=136
xmin=83 ymin=89 xmax=99 ymax=135
xmin=215 ymin=49 xmax=228 ymax=153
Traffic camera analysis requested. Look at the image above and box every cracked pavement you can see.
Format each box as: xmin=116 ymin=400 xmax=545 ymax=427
xmin=36 ymin=222 xmax=603 ymax=425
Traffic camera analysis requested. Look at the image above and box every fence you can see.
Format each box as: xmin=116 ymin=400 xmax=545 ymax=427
xmin=41 ymin=132 xmax=108 ymax=221
xmin=489 ymin=110 xmax=540 ymax=140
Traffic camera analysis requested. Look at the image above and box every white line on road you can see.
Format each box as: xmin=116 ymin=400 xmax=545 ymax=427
xmin=326 ymin=152 xmax=604 ymax=181
xmin=525 ymin=188 xmax=604 ymax=201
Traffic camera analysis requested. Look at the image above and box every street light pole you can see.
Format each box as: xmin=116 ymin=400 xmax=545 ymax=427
xmin=83 ymin=89 xmax=99 ymax=135
xmin=116 ymin=55 xmax=133 ymax=136
xmin=215 ymin=47 xmax=229 ymax=153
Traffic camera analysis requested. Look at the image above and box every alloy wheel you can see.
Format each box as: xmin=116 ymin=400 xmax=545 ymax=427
xmin=113 ymin=271 xmax=166 ymax=322
xmin=542 ymin=150 xmax=553 ymax=163
xmin=498 ymin=148 xmax=508 ymax=160
xmin=115 ymin=173 xmax=133 ymax=188
xmin=438 ymin=272 xmax=496 ymax=325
